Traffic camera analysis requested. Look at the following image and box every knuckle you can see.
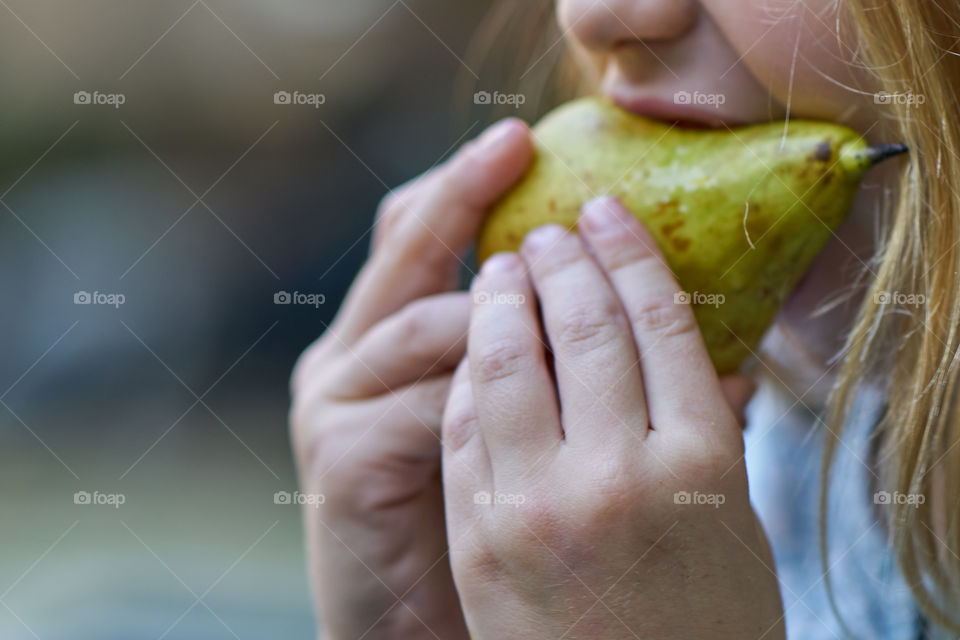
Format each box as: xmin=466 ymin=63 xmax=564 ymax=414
xmin=443 ymin=405 xmax=479 ymax=451
xmin=497 ymin=492 xmax=561 ymax=550
xmin=472 ymin=338 xmax=536 ymax=384
xmin=529 ymin=236 xmax=584 ymax=278
xmin=572 ymin=458 xmax=638 ymax=517
xmin=392 ymin=300 xmax=434 ymax=352
xmin=290 ymin=337 xmax=333 ymax=396
xmin=554 ymin=300 xmax=624 ymax=355
xmin=497 ymin=489 xmax=617 ymax=569
xmin=289 ymin=403 xmax=368 ymax=475
xmin=290 ymin=400 xmax=448 ymax=518
xmin=452 ymin=139 xmax=486 ymax=173
xmin=390 ymin=297 xmax=468 ymax=369
xmin=670 ymin=430 xmax=743 ymax=478
xmin=629 ymin=294 xmax=698 ymax=339
xmin=597 ymin=235 xmax=658 ymax=273
xmin=373 ymin=203 xmax=403 ymax=249
xmin=436 ymin=152 xmax=473 ymax=195
xmin=452 ymin=536 xmax=505 ymax=582
xmin=301 ymin=424 xmax=392 ymax=513
xmin=376 ymin=186 xmax=410 ymax=225
xmin=374 ymin=212 xmax=455 ymax=281
xmin=372 ymin=179 xmax=441 ymax=261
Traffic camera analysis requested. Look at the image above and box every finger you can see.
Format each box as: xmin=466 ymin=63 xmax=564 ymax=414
xmin=518 ymin=224 xmax=649 ymax=446
xmin=442 ymin=357 xmax=492 ymax=529
xmin=719 ymin=375 xmax=757 ymax=429
xmin=322 ymin=293 xmax=470 ymax=399
xmin=291 ymin=332 xmax=340 ymax=397
xmin=370 ymin=173 xmax=426 ymax=252
xmin=290 ymin=374 xmax=453 ymax=472
xmin=335 ymin=119 xmax=533 ymax=345
xmin=577 ymin=196 xmax=730 ymax=429
xmin=468 ymin=252 xmax=561 ymax=476
xmin=361 ymin=374 xmax=454 ymax=461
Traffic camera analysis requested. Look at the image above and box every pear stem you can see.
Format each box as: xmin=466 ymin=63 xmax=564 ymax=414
xmin=865 ymin=143 xmax=909 ymax=166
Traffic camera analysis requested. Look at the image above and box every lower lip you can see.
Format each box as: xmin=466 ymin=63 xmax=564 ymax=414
xmin=610 ymin=93 xmax=737 ymax=129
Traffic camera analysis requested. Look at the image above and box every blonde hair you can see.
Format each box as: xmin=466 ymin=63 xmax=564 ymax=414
xmin=472 ymin=0 xmax=960 ymax=633
xmin=824 ymin=0 xmax=960 ymax=632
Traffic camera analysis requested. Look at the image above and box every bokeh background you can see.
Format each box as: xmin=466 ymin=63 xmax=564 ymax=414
xmin=0 ymin=1 xmax=567 ymax=638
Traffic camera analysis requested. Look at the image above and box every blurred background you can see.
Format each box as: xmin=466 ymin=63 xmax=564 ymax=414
xmin=0 ymin=0 xmax=570 ymax=638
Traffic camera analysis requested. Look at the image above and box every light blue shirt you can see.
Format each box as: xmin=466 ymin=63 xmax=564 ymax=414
xmin=744 ymin=381 xmax=928 ymax=639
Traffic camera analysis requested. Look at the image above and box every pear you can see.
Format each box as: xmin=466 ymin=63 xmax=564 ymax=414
xmin=477 ymin=96 xmax=906 ymax=374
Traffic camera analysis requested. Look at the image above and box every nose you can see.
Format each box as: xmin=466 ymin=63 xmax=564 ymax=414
xmin=559 ymin=0 xmax=699 ymax=52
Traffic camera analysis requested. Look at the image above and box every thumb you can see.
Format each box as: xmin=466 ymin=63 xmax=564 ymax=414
xmin=719 ymin=375 xmax=757 ymax=429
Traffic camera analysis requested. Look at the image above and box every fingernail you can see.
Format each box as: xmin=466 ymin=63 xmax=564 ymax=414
xmin=476 ymin=119 xmax=520 ymax=154
xmin=522 ymin=224 xmax=567 ymax=253
xmin=481 ymin=252 xmax=521 ymax=274
xmin=580 ymin=196 xmax=627 ymax=234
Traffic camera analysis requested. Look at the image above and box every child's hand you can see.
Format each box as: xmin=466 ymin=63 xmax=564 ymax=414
xmin=290 ymin=119 xmax=532 ymax=639
xmin=442 ymin=196 xmax=785 ymax=640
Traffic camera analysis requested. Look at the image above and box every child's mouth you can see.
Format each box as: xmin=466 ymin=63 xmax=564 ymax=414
xmin=608 ymin=90 xmax=744 ymax=129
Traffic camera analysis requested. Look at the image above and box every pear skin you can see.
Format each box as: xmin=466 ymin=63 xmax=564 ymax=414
xmin=477 ymin=97 xmax=905 ymax=374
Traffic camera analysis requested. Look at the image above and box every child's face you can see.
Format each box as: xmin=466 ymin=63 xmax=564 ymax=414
xmin=558 ymin=0 xmax=894 ymax=382
xmin=559 ymin=0 xmax=886 ymax=134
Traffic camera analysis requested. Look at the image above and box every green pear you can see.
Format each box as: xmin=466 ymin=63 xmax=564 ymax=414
xmin=477 ymin=96 xmax=906 ymax=374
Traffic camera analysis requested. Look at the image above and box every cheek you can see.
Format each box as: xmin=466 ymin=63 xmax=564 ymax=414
xmin=703 ymin=0 xmax=884 ymax=133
